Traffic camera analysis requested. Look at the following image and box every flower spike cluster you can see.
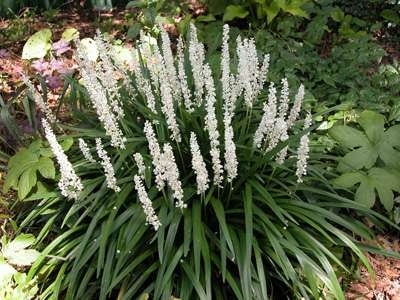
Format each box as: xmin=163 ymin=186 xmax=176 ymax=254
xmin=95 ymin=138 xmax=120 ymax=192
xmin=134 ymin=175 xmax=162 ymax=231
xmin=42 ymin=119 xmax=82 ymax=200
xmin=190 ymin=132 xmax=209 ymax=194
xmin=45 ymin=24 xmax=313 ymax=215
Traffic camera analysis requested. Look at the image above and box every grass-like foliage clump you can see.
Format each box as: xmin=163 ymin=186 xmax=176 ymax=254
xmin=16 ymin=24 xmax=388 ymax=299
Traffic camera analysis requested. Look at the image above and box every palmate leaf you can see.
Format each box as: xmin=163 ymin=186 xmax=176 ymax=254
xmin=358 ymin=110 xmax=385 ymax=144
xmin=328 ymin=125 xmax=369 ymax=149
xmin=331 ymin=111 xmax=400 ymax=172
xmin=336 ymin=168 xmax=400 ymax=211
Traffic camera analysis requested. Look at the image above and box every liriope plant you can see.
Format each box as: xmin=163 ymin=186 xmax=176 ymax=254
xmin=19 ymin=24 xmax=383 ymax=300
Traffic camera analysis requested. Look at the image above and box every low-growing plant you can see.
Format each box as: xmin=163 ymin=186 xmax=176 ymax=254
xmin=0 ymin=232 xmax=40 ymax=300
xmin=329 ymin=110 xmax=400 ymax=217
xmin=15 ymin=24 xmax=390 ymax=300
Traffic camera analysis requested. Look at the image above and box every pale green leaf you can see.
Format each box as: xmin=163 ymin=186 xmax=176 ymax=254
xmin=2 ymin=234 xmax=35 ymax=258
xmin=60 ymin=137 xmax=74 ymax=152
xmin=5 ymin=249 xmax=40 ymax=266
xmin=22 ymin=29 xmax=52 ymax=59
xmin=61 ymin=28 xmax=79 ymax=42
xmin=4 ymin=148 xmax=39 ymax=193
xmin=264 ymin=2 xmax=280 ymax=24
xmin=18 ymin=168 xmax=37 ymax=200
xmin=358 ymin=110 xmax=385 ymax=144
xmin=223 ymin=5 xmax=249 ymax=21
xmin=328 ymin=125 xmax=369 ymax=148
xmin=37 ymin=157 xmax=55 ymax=179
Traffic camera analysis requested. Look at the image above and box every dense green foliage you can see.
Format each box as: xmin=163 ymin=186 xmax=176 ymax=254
xmin=1 ymin=0 xmax=400 ymax=299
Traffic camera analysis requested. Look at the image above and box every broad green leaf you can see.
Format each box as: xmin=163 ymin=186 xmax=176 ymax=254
xmin=328 ymin=125 xmax=369 ymax=149
xmin=18 ymin=168 xmax=37 ymax=200
xmin=284 ymin=0 xmax=309 ymax=18
xmin=37 ymin=157 xmax=56 ymax=179
xmin=378 ymin=141 xmax=400 ymax=169
xmin=369 ymin=168 xmax=400 ymax=192
xmin=223 ymin=5 xmax=249 ymax=21
xmin=375 ymin=185 xmax=394 ymax=211
xmin=333 ymin=172 xmax=363 ymax=188
xmin=264 ymin=2 xmax=280 ymax=24
xmin=22 ymin=29 xmax=52 ymax=59
xmin=80 ymin=38 xmax=99 ymax=61
xmin=61 ymin=28 xmax=79 ymax=41
xmin=355 ymin=179 xmax=375 ymax=208
xmin=358 ymin=110 xmax=385 ymax=144
xmin=4 ymin=149 xmax=39 ymax=193
xmin=60 ymin=137 xmax=74 ymax=151
xmin=385 ymin=124 xmax=400 ymax=147
xmin=338 ymin=147 xmax=377 ymax=172
xmin=8 ymin=148 xmax=39 ymax=170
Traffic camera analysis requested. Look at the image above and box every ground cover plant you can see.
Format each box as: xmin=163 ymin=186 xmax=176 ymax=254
xmin=1 ymin=0 xmax=400 ymax=299
xmin=4 ymin=21 xmax=396 ymax=300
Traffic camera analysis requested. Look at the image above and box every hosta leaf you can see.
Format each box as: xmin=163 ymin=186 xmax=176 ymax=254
xmin=61 ymin=28 xmax=79 ymax=42
xmin=384 ymin=124 xmax=400 ymax=147
xmin=358 ymin=110 xmax=385 ymax=144
xmin=37 ymin=157 xmax=56 ymax=179
xmin=355 ymin=179 xmax=375 ymax=208
xmin=333 ymin=172 xmax=363 ymax=188
xmin=18 ymin=168 xmax=37 ymax=200
xmin=223 ymin=5 xmax=249 ymax=21
xmin=328 ymin=125 xmax=369 ymax=149
xmin=338 ymin=147 xmax=377 ymax=172
xmin=22 ymin=29 xmax=52 ymax=59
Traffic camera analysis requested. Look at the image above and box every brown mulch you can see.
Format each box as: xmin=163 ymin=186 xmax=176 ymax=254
xmin=345 ymin=235 xmax=400 ymax=300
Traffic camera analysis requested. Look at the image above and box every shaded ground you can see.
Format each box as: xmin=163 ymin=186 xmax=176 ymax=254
xmin=1 ymin=5 xmax=400 ymax=300
xmin=345 ymin=235 xmax=400 ymax=300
